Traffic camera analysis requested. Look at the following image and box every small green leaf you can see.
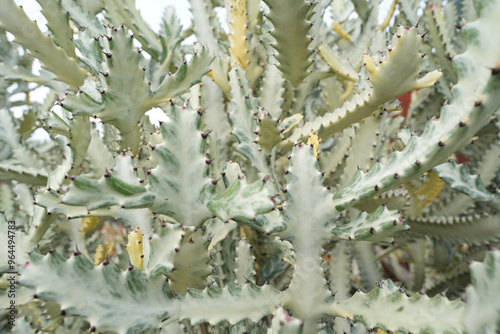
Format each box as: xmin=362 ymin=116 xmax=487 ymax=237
xmin=434 ymin=160 xmax=500 ymax=207
xmin=332 ymin=206 xmax=410 ymax=244
xmin=151 ymin=48 xmax=213 ymax=104
xmin=105 ymin=175 xmax=147 ymax=196
xmin=208 ymin=178 xmax=274 ymax=223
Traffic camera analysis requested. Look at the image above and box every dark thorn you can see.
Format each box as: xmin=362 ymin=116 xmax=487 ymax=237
xmin=73 ymin=244 xmax=81 ymax=256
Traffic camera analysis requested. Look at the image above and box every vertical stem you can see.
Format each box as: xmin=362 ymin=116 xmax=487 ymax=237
xmin=29 ymin=214 xmax=56 ymax=247
xmin=283 ymin=241 xmax=331 ymax=331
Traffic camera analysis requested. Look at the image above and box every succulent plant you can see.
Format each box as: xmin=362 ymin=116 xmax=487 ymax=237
xmin=1 ymin=0 xmax=500 ymax=332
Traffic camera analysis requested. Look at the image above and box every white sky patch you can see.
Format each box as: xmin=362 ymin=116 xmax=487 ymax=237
xmin=10 ymin=106 xmax=27 ymax=118
xmin=136 ymin=1 xmax=192 ymax=32
xmin=6 ymin=83 xmax=18 ymax=94
xmin=13 ymin=0 xmax=47 ymax=32
xmin=31 ymin=58 xmax=41 ymax=75
xmin=215 ymin=7 xmax=229 ymax=33
xmin=146 ymin=108 xmax=170 ymax=128
xmin=9 ymin=91 xmax=27 ymax=118
xmin=90 ymin=117 xmax=105 ymax=137
xmin=323 ymin=7 xmax=333 ymax=25
xmin=51 ymin=105 xmax=63 ymax=118
xmin=5 ymin=31 xmax=15 ymax=42
xmin=27 ymin=128 xmax=50 ymax=143
xmin=378 ymin=0 xmax=396 ymax=24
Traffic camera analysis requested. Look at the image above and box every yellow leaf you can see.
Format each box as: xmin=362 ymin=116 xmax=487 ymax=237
xmin=125 ymin=227 xmax=144 ymax=270
xmin=228 ymin=0 xmax=249 ymax=69
xmin=333 ymin=21 xmax=353 ymax=41
xmin=80 ymin=217 xmax=100 ymax=233
xmin=306 ymin=132 xmax=320 ymax=158
xmin=94 ymin=240 xmax=115 ymax=265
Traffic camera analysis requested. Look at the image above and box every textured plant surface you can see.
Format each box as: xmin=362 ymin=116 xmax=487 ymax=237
xmin=1 ymin=0 xmax=500 ymax=333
